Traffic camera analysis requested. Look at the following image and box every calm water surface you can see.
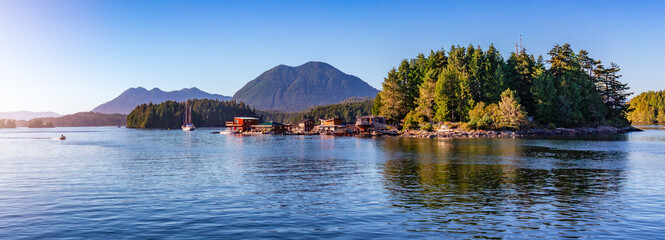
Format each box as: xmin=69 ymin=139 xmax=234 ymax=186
xmin=1 ymin=127 xmax=664 ymax=239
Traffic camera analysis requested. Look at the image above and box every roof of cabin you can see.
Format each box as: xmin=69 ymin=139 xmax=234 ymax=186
xmin=256 ymin=121 xmax=285 ymax=126
xmin=235 ymin=117 xmax=259 ymax=120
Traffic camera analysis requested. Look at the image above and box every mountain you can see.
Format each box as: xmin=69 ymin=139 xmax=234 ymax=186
xmin=232 ymin=61 xmax=379 ymax=112
xmin=0 ymin=111 xmax=62 ymax=121
xmin=92 ymin=87 xmax=231 ymax=114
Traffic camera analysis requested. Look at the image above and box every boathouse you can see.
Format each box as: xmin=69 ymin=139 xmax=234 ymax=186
xmin=226 ymin=117 xmax=259 ymax=132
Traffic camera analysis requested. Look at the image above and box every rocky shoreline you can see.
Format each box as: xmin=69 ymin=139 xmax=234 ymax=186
xmin=401 ymin=126 xmax=643 ymax=139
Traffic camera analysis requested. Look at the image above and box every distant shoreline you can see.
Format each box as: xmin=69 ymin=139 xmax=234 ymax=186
xmin=400 ymin=126 xmax=643 ymax=139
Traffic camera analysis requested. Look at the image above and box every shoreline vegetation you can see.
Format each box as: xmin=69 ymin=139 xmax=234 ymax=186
xmin=126 ymin=99 xmax=256 ymax=128
xmin=401 ymin=126 xmax=641 ymax=139
xmin=627 ymin=90 xmax=665 ymax=124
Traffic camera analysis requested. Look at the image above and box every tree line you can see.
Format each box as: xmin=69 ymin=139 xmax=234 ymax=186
xmin=33 ymin=112 xmax=127 ymax=127
xmin=259 ymin=98 xmax=373 ymax=124
xmin=27 ymin=119 xmax=55 ymax=128
xmin=627 ymin=90 xmax=665 ymax=123
xmin=127 ymin=99 xmax=258 ymax=128
xmin=373 ymin=43 xmax=631 ymax=130
xmin=0 ymin=119 xmax=16 ymax=128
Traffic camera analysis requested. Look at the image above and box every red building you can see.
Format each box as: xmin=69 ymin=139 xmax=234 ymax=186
xmin=225 ymin=117 xmax=259 ymax=132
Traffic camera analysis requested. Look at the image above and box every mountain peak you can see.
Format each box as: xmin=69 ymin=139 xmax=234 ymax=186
xmin=92 ymin=87 xmax=231 ymax=114
xmin=232 ymin=61 xmax=378 ymax=112
xmin=180 ymin=87 xmax=201 ymax=92
xmin=0 ymin=111 xmax=62 ymax=121
xmin=298 ymin=61 xmax=332 ymax=68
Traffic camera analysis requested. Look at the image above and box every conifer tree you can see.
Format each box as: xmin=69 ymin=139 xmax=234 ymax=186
xmin=378 ymin=68 xmax=409 ymax=123
xmin=497 ymin=89 xmax=528 ymax=129
xmin=414 ymin=69 xmax=438 ymax=121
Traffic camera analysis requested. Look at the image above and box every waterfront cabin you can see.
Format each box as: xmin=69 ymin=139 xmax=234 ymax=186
xmin=298 ymin=119 xmax=314 ymax=132
xmin=314 ymin=118 xmax=345 ymax=133
xmin=321 ymin=118 xmax=342 ymax=126
xmin=225 ymin=117 xmax=259 ymax=132
xmin=356 ymin=115 xmax=387 ymax=132
xmin=251 ymin=121 xmax=291 ymax=134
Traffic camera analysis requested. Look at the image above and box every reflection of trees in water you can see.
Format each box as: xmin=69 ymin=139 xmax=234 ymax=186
xmin=380 ymin=137 xmax=627 ymax=237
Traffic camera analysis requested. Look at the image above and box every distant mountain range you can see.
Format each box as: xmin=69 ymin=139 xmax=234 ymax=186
xmin=0 ymin=111 xmax=62 ymax=121
xmin=232 ymin=61 xmax=379 ymax=112
xmin=91 ymin=87 xmax=231 ymax=114
xmin=85 ymin=61 xmax=378 ymax=114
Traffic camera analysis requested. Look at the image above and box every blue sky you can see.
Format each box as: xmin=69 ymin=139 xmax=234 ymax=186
xmin=1 ymin=0 xmax=663 ymax=114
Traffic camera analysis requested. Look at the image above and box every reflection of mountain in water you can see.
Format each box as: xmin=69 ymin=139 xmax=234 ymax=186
xmin=378 ymin=137 xmax=627 ymax=237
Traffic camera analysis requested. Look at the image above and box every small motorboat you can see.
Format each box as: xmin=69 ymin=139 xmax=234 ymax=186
xmin=59 ymin=135 xmax=66 ymax=140
xmin=217 ymin=128 xmax=239 ymax=134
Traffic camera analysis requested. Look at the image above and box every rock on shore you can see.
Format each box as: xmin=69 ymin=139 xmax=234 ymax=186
xmin=401 ymin=126 xmax=642 ymax=139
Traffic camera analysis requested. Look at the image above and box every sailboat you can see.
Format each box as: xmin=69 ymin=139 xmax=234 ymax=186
xmin=182 ymin=99 xmax=196 ymax=131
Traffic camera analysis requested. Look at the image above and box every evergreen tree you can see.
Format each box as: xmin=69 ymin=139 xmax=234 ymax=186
xmin=371 ymin=93 xmax=382 ymax=115
xmin=497 ymin=89 xmax=528 ymax=129
xmin=378 ymin=68 xmax=409 ymax=123
xmin=414 ymin=69 xmax=438 ymax=122
xmin=531 ymin=72 xmax=558 ymax=125
xmin=483 ymin=44 xmax=506 ymax=102
xmin=504 ymin=50 xmax=540 ymax=116
xmin=596 ymin=63 xmax=631 ymax=124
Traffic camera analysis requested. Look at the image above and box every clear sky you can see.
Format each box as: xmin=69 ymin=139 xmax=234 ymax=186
xmin=1 ymin=0 xmax=663 ymax=114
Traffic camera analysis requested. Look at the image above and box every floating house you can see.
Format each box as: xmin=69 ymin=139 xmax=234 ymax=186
xmin=226 ymin=117 xmax=259 ymax=132
xmin=356 ymin=115 xmax=387 ymax=132
xmin=252 ymin=121 xmax=291 ymax=134
xmin=298 ymin=119 xmax=314 ymax=132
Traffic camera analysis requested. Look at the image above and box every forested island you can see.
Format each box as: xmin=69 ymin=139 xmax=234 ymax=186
xmin=627 ymin=90 xmax=665 ymax=124
xmin=126 ymin=99 xmax=257 ymax=128
xmin=27 ymin=119 xmax=55 ymax=128
xmin=41 ymin=112 xmax=126 ymax=127
xmin=373 ymin=43 xmax=631 ymax=130
xmin=1 ymin=113 xmax=125 ymax=128
xmin=0 ymin=119 xmax=17 ymax=128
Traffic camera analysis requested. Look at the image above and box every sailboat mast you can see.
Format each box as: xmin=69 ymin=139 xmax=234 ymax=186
xmin=188 ymin=101 xmax=192 ymax=124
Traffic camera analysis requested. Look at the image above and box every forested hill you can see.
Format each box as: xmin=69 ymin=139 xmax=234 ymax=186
xmin=373 ymin=43 xmax=631 ymax=130
xmin=126 ymin=99 xmax=257 ymax=129
xmin=628 ymin=90 xmax=665 ymax=123
xmin=92 ymin=87 xmax=231 ymax=114
xmin=32 ymin=112 xmax=127 ymax=127
xmin=232 ymin=61 xmax=379 ymax=112
xmin=259 ymin=98 xmax=373 ymax=125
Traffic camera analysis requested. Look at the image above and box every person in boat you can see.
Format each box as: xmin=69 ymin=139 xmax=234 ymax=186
xmin=59 ymin=135 xmax=66 ymax=140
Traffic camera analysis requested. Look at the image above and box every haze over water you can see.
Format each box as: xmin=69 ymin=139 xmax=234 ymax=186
xmin=1 ymin=127 xmax=664 ymax=238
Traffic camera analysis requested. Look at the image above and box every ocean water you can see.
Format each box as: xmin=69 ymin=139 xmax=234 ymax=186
xmin=0 ymin=127 xmax=664 ymax=239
